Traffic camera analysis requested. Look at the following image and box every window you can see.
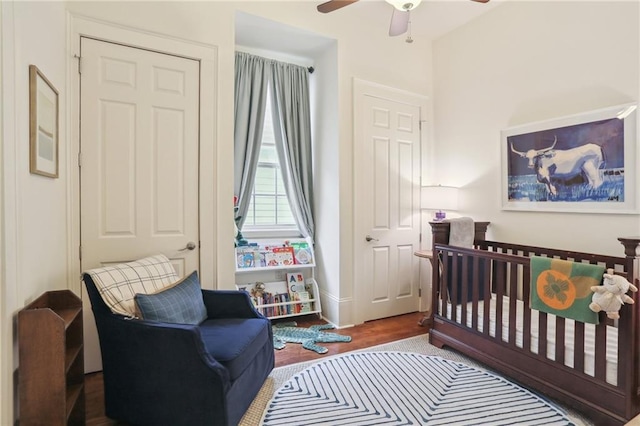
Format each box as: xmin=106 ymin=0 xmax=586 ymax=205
xmin=234 ymin=51 xmax=314 ymax=239
xmin=243 ymin=89 xmax=296 ymax=230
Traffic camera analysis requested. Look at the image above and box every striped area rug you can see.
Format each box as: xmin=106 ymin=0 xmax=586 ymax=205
xmin=261 ymin=351 xmax=574 ymax=426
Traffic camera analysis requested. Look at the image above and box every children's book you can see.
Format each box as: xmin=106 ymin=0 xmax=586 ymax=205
xmin=264 ymin=252 xmax=279 ymax=267
xmin=298 ymin=291 xmax=311 ymax=313
xmin=273 ymin=246 xmax=295 ymax=266
xmin=291 ymin=241 xmax=313 ymax=264
xmin=236 ymin=247 xmax=256 ymax=268
xmin=286 ymin=271 xmax=305 ymax=294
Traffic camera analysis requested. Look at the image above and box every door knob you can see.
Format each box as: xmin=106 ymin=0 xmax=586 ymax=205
xmin=365 ymin=235 xmax=379 ymax=242
xmin=179 ymin=241 xmax=197 ymax=251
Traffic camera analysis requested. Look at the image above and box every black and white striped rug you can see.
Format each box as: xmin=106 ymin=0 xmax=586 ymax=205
xmin=261 ymin=352 xmax=574 ymax=426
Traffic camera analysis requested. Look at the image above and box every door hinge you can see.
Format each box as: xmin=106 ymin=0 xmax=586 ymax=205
xmin=78 ymin=152 xmax=82 ymax=168
xmin=419 ymin=233 xmax=422 ymax=243
xmin=74 ymin=54 xmax=82 ymax=74
xmin=418 ymin=287 xmax=422 ymax=297
xmin=79 ymin=245 xmax=82 ymax=261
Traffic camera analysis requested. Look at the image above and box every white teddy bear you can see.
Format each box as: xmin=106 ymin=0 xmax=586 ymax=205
xmin=589 ymin=269 xmax=638 ymax=320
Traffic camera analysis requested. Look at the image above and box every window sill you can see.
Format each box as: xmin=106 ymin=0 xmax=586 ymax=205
xmin=242 ymin=229 xmax=303 ymax=240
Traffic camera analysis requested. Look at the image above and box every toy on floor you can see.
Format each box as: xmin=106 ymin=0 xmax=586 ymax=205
xmin=589 ymin=269 xmax=638 ymax=320
xmin=272 ymin=321 xmax=351 ymax=354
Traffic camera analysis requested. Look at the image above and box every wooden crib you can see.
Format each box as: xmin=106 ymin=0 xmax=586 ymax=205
xmin=428 ymin=221 xmax=640 ymax=425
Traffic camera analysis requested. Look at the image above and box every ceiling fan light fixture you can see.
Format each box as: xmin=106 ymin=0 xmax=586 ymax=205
xmin=385 ymin=0 xmax=422 ymax=11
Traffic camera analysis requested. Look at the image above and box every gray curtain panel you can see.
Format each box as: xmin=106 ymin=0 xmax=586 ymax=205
xmin=234 ymin=52 xmax=269 ymax=228
xmin=234 ymin=51 xmax=315 ymax=240
xmin=270 ymin=61 xmax=315 ymax=240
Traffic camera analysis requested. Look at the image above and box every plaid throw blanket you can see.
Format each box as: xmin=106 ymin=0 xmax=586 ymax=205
xmin=530 ymin=256 xmax=604 ymax=324
xmin=85 ymin=254 xmax=178 ymax=317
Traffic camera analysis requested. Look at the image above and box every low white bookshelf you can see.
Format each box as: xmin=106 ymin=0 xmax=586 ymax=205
xmin=235 ymin=238 xmax=321 ymax=320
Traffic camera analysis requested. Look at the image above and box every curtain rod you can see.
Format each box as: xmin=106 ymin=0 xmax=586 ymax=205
xmin=308 ymin=67 xmax=314 ymax=74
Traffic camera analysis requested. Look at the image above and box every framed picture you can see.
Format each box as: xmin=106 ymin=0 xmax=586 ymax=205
xmin=29 ymin=65 xmax=59 ymax=178
xmin=501 ymin=103 xmax=638 ymax=214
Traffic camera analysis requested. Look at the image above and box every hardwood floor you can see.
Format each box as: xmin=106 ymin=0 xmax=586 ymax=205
xmin=85 ymin=312 xmax=427 ymax=425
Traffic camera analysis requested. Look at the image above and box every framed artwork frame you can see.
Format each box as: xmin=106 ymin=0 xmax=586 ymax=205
xmin=501 ymin=103 xmax=638 ymax=214
xmin=29 ymin=65 xmax=59 ymax=178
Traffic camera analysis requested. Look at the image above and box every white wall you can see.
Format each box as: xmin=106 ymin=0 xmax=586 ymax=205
xmin=432 ymin=1 xmax=640 ymax=256
xmin=1 ymin=1 xmax=68 ymax=424
xmin=310 ymin=41 xmax=342 ymax=323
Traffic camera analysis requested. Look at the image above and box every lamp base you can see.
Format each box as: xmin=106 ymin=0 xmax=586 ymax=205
xmin=434 ymin=210 xmax=446 ymax=221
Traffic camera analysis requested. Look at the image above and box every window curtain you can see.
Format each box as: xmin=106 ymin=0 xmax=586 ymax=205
xmin=234 ymin=52 xmax=269 ymax=228
xmin=269 ymin=61 xmax=315 ymax=240
xmin=234 ymin=51 xmax=315 ymax=240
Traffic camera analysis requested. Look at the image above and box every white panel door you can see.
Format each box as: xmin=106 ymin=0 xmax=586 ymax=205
xmin=354 ymin=81 xmax=422 ymax=322
xmin=80 ymin=37 xmax=200 ymax=372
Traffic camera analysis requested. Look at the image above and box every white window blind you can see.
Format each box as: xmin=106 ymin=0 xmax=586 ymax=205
xmin=243 ymin=89 xmax=296 ymax=230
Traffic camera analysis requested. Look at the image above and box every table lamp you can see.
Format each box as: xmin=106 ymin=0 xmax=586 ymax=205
xmin=421 ymin=185 xmax=459 ymax=221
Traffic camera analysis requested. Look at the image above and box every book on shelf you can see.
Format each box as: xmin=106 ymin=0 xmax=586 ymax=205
xmin=263 ymin=252 xmax=277 ymax=267
xmin=263 ymin=246 xmax=294 ymax=267
xmin=291 ymin=241 xmax=313 ymax=265
xmin=256 ymin=249 xmax=269 ymax=267
xmin=236 ymin=279 xmax=319 ymax=318
xmin=236 ymin=239 xmax=314 ymax=269
xmin=305 ymin=280 xmax=314 ymax=299
xmin=297 ymin=291 xmax=312 ymax=313
xmin=286 ymin=271 xmax=305 ymax=294
xmin=236 ymin=247 xmax=257 ymax=269
xmin=268 ymin=293 xmax=291 ymax=317
xmin=273 ymin=247 xmax=295 ymax=266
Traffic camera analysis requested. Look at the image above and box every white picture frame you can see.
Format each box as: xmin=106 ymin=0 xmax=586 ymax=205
xmin=501 ymin=103 xmax=638 ymax=214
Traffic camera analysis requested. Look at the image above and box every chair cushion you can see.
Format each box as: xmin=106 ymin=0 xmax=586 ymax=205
xmin=135 ymin=271 xmax=208 ymax=325
xmin=200 ymin=317 xmax=271 ymax=381
xmin=84 ymin=254 xmax=178 ymax=317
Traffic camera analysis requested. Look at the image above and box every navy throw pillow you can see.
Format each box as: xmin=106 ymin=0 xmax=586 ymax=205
xmin=135 ymin=270 xmax=207 ymax=325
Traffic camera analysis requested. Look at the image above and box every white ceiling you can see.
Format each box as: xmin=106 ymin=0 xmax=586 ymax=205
xmin=235 ymin=0 xmax=503 ymax=58
xmin=406 ymin=0 xmax=503 ymax=39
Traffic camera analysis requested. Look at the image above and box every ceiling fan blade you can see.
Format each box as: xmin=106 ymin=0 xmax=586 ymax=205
xmin=317 ymin=0 xmax=359 ymax=13
xmin=389 ymin=9 xmax=410 ymax=36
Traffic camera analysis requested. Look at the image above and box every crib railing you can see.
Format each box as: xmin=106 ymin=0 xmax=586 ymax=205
xmin=433 ymin=241 xmax=635 ymax=405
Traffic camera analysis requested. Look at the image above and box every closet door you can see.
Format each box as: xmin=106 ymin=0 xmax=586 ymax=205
xmin=80 ymin=37 xmax=200 ymax=372
xmin=354 ymin=80 xmax=423 ymax=322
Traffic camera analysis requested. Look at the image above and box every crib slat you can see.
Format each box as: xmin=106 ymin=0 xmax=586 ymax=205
xmin=618 ymin=312 xmax=630 ymax=391
xmin=483 ymin=258 xmax=491 ymax=336
xmin=556 ymin=317 xmax=565 ymax=365
xmin=594 ymin=321 xmax=607 ymax=381
xmin=440 ymin=252 xmax=449 ymax=319
xmin=539 ymin=313 xmax=548 ymax=360
xmin=495 ymin=260 xmax=506 ymax=343
xmin=470 ymin=256 xmax=479 ymax=331
xmin=459 ymin=254 xmax=467 ymax=326
xmin=508 ymin=262 xmax=518 ymax=345
xmin=450 ymin=253 xmax=459 ymax=323
xmin=574 ymin=321 xmax=585 ymax=373
xmin=522 ymin=264 xmax=532 ymax=352
xmin=617 ymin=282 xmax=633 ymax=392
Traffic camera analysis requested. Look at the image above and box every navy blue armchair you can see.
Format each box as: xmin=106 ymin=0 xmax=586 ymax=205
xmin=83 ymin=273 xmax=274 ymax=426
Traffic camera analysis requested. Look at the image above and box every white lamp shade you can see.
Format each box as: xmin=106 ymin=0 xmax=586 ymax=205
xmin=385 ymin=0 xmax=422 ymax=11
xmin=421 ymin=185 xmax=459 ymax=211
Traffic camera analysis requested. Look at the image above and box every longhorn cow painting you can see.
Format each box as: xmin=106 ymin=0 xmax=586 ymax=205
xmin=501 ymin=104 xmax=638 ymax=213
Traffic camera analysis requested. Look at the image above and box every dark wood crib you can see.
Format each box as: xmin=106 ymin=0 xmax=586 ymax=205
xmin=428 ymin=221 xmax=640 ymax=425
